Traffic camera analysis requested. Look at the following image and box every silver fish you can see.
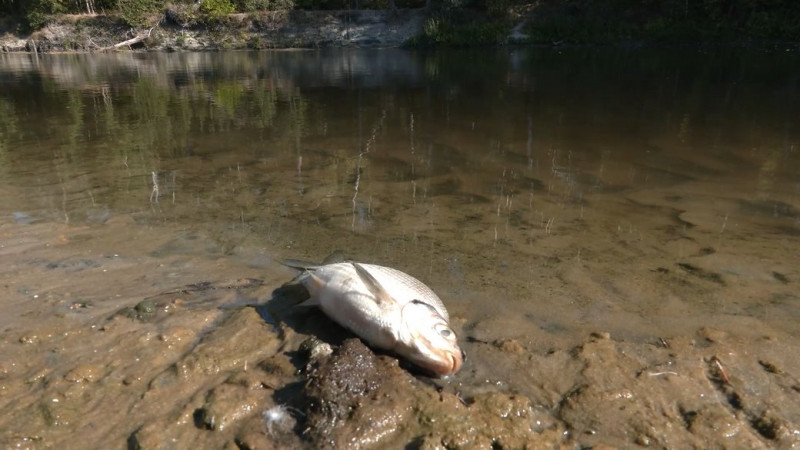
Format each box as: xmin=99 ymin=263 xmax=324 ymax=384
xmin=285 ymin=261 xmax=464 ymax=376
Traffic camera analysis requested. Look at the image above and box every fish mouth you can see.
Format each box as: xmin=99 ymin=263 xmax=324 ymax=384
xmin=433 ymin=349 xmax=464 ymax=376
xmin=446 ymin=355 xmax=460 ymax=375
xmin=449 ymin=349 xmax=464 ymax=374
xmin=413 ymin=348 xmax=464 ymax=377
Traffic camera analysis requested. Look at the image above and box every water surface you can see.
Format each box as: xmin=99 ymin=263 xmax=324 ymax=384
xmin=3 ymin=48 xmax=798 ymax=334
xmin=1 ymin=47 xmax=799 ymax=445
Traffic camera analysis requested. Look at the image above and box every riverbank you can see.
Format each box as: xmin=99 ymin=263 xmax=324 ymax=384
xmin=3 ymin=3 xmax=800 ymax=53
xmin=0 ymin=9 xmax=427 ymax=53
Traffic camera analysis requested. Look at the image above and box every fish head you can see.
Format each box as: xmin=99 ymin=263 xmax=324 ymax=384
xmin=399 ymin=300 xmax=464 ymax=377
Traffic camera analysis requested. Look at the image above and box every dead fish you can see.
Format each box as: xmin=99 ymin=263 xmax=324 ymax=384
xmin=284 ymin=260 xmax=464 ymax=376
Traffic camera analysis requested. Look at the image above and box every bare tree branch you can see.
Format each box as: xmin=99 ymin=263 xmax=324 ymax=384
xmin=97 ymin=16 xmax=162 ymax=51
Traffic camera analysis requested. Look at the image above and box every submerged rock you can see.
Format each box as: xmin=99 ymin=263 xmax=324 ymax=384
xmin=114 ymin=299 xmax=159 ymax=322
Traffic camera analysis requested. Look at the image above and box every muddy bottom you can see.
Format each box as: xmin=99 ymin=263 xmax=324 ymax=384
xmin=1 ymin=218 xmax=799 ymax=449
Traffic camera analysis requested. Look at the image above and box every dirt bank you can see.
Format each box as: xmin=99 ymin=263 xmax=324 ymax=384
xmin=0 ymin=9 xmax=426 ymax=53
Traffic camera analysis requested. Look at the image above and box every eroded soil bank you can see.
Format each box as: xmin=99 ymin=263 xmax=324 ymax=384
xmin=0 ymin=9 xmax=426 ymax=53
xmin=1 ymin=220 xmax=799 ymax=449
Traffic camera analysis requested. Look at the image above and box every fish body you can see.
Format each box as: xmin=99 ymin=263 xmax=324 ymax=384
xmin=286 ymin=261 xmax=463 ymax=376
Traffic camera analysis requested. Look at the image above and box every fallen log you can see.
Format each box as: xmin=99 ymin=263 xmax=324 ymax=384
xmin=97 ymin=17 xmax=162 ymax=51
xmin=99 ymin=31 xmax=150 ymax=51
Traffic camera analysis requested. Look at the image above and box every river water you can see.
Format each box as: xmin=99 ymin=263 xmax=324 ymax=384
xmin=1 ymin=48 xmax=799 ymax=447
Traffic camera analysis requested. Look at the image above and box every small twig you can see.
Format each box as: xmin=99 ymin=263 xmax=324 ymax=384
xmin=711 ymin=356 xmax=730 ymax=384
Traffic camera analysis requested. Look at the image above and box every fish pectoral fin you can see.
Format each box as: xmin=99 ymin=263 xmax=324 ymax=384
xmin=351 ymin=262 xmax=397 ymax=307
xmin=321 ymin=250 xmax=348 ymax=264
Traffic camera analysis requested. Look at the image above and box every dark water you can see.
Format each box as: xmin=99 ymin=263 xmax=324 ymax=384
xmin=1 ymin=48 xmax=799 ymax=341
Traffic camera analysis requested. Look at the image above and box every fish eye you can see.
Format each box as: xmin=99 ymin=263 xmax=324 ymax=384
xmin=437 ymin=326 xmax=453 ymax=338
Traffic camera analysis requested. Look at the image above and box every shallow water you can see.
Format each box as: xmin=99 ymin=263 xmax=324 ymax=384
xmin=1 ymin=48 xmax=799 ymax=447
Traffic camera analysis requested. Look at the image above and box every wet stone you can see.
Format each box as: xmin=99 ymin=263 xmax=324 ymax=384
xmin=63 ymin=364 xmax=101 ymax=383
xmin=115 ymin=299 xmax=160 ymax=322
xmin=299 ymin=336 xmax=334 ymax=365
xmin=38 ymin=401 xmax=77 ymax=427
xmin=590 ymin=331 xmax=612 ymax=340
xmin=18 ymin=334 xmax=40 ymax=344
xmin=698 ymin=327 xmax=728 ymax=343
xmin=758 ymin=360 xmax=781 ymax=374
xmin=197 ymin=383 xmax=265 ymax=432
xmin=305 ymin=339 xmax=384 ymax=434
xmin=157 ymin=326 xmax=196 ymax=346
xmin=493 ymin=338 xmax=524 ymax=354
xmin=24 ymin=368 xmax=49 ymax=385
xmin=304 ymin=338 xmax=413 ymax=447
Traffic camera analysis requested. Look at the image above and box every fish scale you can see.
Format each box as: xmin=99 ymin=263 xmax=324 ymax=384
xmin=340 ymin=263 xmax=449 ymax=321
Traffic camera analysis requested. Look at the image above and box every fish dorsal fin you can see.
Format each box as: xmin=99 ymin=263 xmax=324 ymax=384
xmin=283 ymin=251 xmax=349 ymax=271
xmin=351 ymin=262 xmax=396 ymax=306
xmin=322 ymin=250 xmax=348 ymax=264
xmin=281 ymin=259 xmax=320 ymax=271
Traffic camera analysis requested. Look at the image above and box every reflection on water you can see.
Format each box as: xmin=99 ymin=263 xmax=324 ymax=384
xmin=1 ymin=48 xmax=799 ymax=344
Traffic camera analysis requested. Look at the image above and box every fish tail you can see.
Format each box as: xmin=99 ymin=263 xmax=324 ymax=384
xmin=280 ymin=263 xmax=325 ymax=293
xmin=278 ymin=268 xmax=324 ymax=307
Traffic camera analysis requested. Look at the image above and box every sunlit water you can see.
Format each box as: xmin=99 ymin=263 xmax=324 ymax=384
xmin=1 ymin=47 xmax=799 ymax=354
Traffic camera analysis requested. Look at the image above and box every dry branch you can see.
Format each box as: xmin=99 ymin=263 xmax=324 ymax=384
xmin=97 ymin=17 xmax=162 ymax=51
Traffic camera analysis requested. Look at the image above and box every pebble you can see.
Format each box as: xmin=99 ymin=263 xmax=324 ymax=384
xmin=64 ymin=364 xmax=101 ymax=383
xmin=493 ymin=338 xmax=524 ymax=354
xmin=590 ymin=331 xmax=612 ymax=340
